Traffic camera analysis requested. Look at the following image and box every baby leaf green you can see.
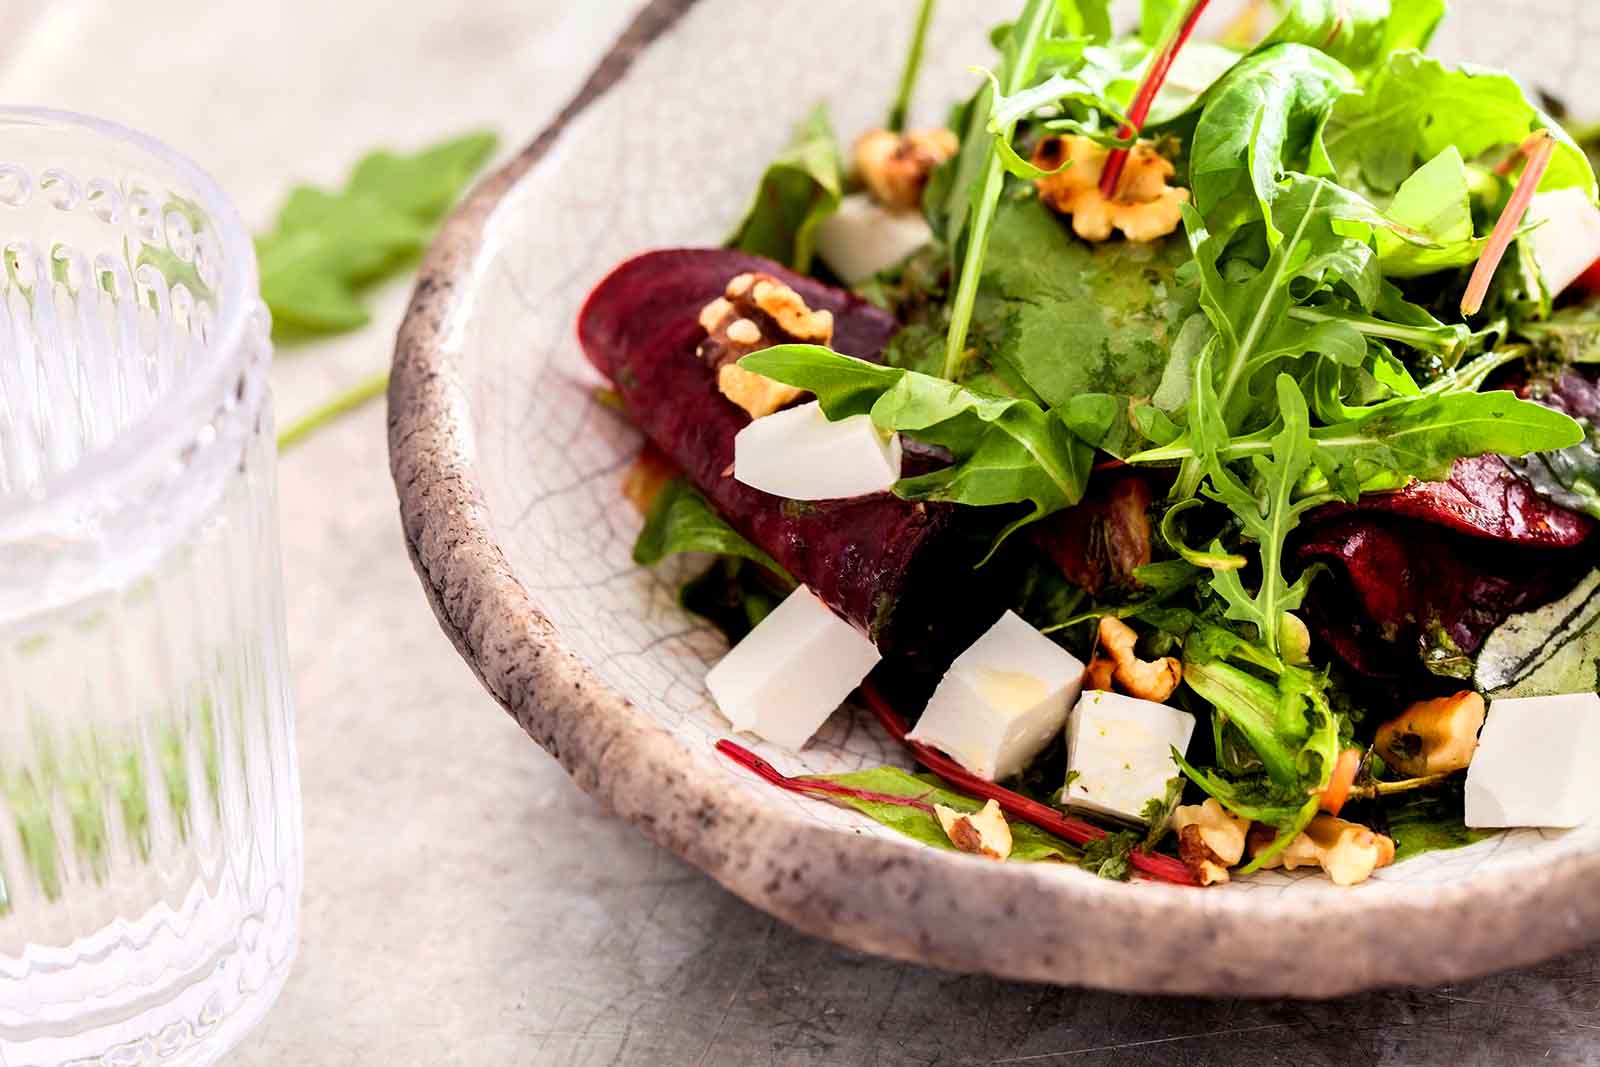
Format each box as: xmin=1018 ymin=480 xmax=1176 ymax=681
xmin=725 ymin=103 xmax=843 ymax=273
xmin=633 ymin=477 xmax=794 ymax=584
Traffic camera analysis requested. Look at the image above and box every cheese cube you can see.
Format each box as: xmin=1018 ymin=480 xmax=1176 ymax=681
xmin=1465 ymin=693 xmax=1600 ymax=828
xmin=1527 ymin=188 xmax=1600 ymax=298
xmin=733 ymin=400 xmax=901 ymax=501
xmin=815 ymin=192 xmax=934 ymax=284
xmin=705 ymin=584 xmax=880 ymax=751
xmin=906 ymin=611 xmax=1086 ymax=781
xmin=1064 ymin=691 xmax=1196 ymax=826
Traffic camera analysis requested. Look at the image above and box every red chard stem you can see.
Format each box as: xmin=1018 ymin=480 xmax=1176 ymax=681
xmin=1099 ymin=0 xmax=1213 ymax=200
xmin=1463 ymin=129 xmax=1555 ymax=317
xmin=715 ymin=740 xmax=937 ymax=813
xmin=859 ymin=683 xmax=1198 ymax=885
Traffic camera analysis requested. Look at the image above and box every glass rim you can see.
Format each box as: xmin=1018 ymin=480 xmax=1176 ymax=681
xmin=0 ymin=106 xmax=259 ymax=533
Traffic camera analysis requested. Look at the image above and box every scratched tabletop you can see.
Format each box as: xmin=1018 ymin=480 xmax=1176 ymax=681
xmin=7 ymin=2 xmax=1600 ymax=1064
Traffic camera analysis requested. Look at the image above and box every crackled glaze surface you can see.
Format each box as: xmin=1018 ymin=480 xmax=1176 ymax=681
xmin=392 ymin=0 xmax=1600 ymax=994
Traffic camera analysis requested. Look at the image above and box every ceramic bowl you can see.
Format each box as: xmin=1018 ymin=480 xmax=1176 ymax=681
xmin=389 ymin=0 xmax=1600 ymax=995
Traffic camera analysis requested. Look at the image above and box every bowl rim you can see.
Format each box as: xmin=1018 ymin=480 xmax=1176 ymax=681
xmin=387 ymin=0 xmax=1600 ymax=996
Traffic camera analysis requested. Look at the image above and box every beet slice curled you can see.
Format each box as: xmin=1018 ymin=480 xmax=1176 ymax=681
xmin=578 ymin=248 xmax=993 ymax=671
xmin=1308 ymin=454 xmax=1592 ymax=548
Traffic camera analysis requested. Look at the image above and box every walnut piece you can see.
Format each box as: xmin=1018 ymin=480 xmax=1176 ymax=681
xmin=934 ymin=798 xmax=1012 ymax=860
xmin=1093 ymin=615 xmax=1182 ymax=702
xmin=698 ymin=272 xmax=833 ymax=418
xmin=854 ymin=128 xmax=960 ymax=212
xmin=1031 ymin=135 xmax=1189 ymax=243
xmin=1172 ymin=799 xmax=1250 ymax=886
xmin=1249 ymin=814 xmax=1396 ymax=887
xmin=1374 ymin=691 xmax=1486 ymax=778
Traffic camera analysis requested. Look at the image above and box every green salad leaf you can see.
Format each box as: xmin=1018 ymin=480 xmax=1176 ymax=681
xmin=1188 ymin=44 xmax=1355 ymax=241
xmin=633 ymin=477 xmax=794 ymax=584
xmin=817 ymin=767 xmax=1079 ymax=862
xmin=1322 ymin=51 xmax=1596 ymax=197
xmin=1259 ymin=0 xmax=1431 ymax=73
xmin=1475 ymin=569 xmax=1600 ymax=697
xmin=739 ymin=344 xmax=1093 ymax=552
xmin=725 ymin=103 xmax=843 ymax=273
xmin=256 ymin=130 xmax=497 ymax=339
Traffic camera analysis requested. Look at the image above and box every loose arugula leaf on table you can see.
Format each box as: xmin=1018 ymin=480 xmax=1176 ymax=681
xmin=817 ymin=767 xmax=1080 ymax=862
xmin=1322 ymin=51 xmax=1595 ymax=198
xmin=633 ymin=477 xmax=795 ymax=583
xmin=739 ymin=344 xmax=1094 ymax=554
xmin=725 ymin=103 xmax=843 ymax=274
xmin=256 ymin=130 xmax=497 ymax=340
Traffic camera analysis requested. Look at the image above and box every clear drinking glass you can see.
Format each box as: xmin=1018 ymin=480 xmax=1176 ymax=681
xmin=0 ymin=109 xmax=301 ymax=1065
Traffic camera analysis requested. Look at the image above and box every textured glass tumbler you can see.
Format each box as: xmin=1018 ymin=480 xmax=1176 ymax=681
xmin=0 ymin=110 xmax=301 ymax=1065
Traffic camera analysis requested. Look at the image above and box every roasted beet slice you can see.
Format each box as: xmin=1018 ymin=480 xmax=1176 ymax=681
xmin=578 ymin=248 xmax=993 ymax=671
xmin=1310 ymin=455 xmax=1592 ymax=548
xmin=1032 ymin=470 xmax=1154 ymax=596
xmin=1296 ymin=514 xmax=1586 ymax=678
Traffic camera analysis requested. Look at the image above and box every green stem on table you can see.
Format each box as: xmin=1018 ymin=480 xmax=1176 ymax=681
xmin=887 ymin=0 xmax=938 ymax=133
xmin=941 ymin=0 xmax=1056 ymax=381
xmin=277 ymin=369 xmax=390 ymax=452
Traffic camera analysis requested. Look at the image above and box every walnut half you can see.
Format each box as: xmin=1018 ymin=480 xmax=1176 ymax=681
xmin=854 ymin=128 xmax=959 ymax=212
xmin=935 ymin=799 xmax=1013 ymax=860
xmin=1086 ymin=615 xmax=1182 ymax=702
xmin=1249 ymin=814 xmax=1396 ymax=887
xmin=1172 ymin=799 xmax=1250 ymax=886
xmin=698 ymin=272 xmax=833 ymax=418
xmin=1031 ymin=135 xmax=1189 ymax=243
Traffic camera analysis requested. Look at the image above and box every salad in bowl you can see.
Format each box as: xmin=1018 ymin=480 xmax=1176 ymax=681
xmin=574 ymin=0 xmax=1600 ymax=892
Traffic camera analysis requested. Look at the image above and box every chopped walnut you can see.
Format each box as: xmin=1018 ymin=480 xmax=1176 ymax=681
xmin=854 ymin=127 xmax=960 ymax=211
xmin=1173 ymin=799 xmax=1250 ymax=886
xmin=698 ymin=272 xmax=833 ymax=418
xmin=1374 ymin=691 xmax=1486 ymax=778
xmin=621 ymin=445 xmax=676 ymax=515
xmin=1031 ymin=135 xmax=1189 ymax=243
xmin=1249 ymin=814 xmax=1396 ymax=887
xmin=934 ymin=798 xmax=1012 ymax=860
xmin=1094 ymin=615 xmax=1182 ymax=702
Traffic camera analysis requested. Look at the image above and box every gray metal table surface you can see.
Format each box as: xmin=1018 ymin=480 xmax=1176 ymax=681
xmin=7 ymin=2 xmax=1600 ymax=1064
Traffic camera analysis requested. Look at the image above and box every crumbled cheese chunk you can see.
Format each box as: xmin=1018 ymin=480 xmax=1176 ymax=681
xmin=733 ymin=400 xmax=901 ymax=500
xmin=1465 ymin=692 xmax=1600 ymax=828
xmin=907 ymin=611 xmax=1086 ymax=782
xmin=1064 ymin=690 xmax=1195 ymax=825
xmin=816 ymin=192 xmax=935 ymax=284
xmin=1527 ymin=188 xmax=1600 ymax=297
xmin=705 ymin=584 xmax=880 ymax=751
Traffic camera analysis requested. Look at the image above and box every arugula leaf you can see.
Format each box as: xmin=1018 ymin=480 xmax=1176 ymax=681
xmin=1308 ymin=389 xmax=1584 ymax=487
xmin=739 ymin=344 xmax=1093 ymax=551
xmin=1370 ymin=146 xmax=1485 ymax=277
xmin=1197 ymin=376 xmax=1333 ymax=647
xmin=817 ymin=766 xmax=1079 ymax=862
xmin=256 ymin=130 xmax=497 ymax=339
xmin=725 ymin=103 xmax=843 ymax=273
xmin=1188 ymin=44 xmax=1355 ymax=241
xmin=1077 ymin=830 xmax=1139 ymax=880
xmin=1322 ymin=51 xmax=1596 ymax=198
xmin=633 ymin=477 xmax=794 ymax=583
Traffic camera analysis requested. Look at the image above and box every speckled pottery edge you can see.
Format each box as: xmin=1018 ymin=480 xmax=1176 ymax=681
xmin=388 ymin=0 xmax=1600 ymax=997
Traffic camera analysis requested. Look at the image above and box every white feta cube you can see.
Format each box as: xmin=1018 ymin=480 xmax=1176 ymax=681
xmin=705 ymin=584 xmax=880 ymax=751
xmin=1527 ymin=188 xmax=1600 ymax=298
xmin=906 ymin=611 xmax=1086 ymax=781
xmin=815 ymin=192 xmax=934 ymax=284
xmin=1064 ymin=691 xmax=1196 ymax=826
xmin=1465 ymin=692 xmax=1600 ymax=829
xmin=733 ymin=400 xmax=901 ymax=501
